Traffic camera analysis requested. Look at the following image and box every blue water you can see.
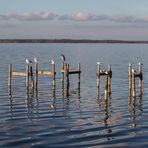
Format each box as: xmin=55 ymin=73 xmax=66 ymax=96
xmin=0 ymin=43 xmax=148 ymax=147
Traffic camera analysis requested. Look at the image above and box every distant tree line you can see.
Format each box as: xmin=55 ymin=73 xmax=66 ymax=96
xmin=0 ymin=39 xmax=148 ymax=44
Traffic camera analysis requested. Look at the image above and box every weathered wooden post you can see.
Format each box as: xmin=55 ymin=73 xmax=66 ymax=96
xmin=97 ymin=63 xmax=101 ymax=97
xmin=138 ymin=62 xmax=143 ymax=96
xmin=8 ymin=64 xmax=12 ymax=97
xmin=78 ymin=63 xmax=81 ymax=98
xmin=104 ymin=72 xmax=108 ymax=102
xmin=30 ymin=64 xmax=34 ymax=90
xmin=66 ymin=63 xmax=69 ymax=97
xmin=131 ymin=68 xmax=136 ymax=98
xmin=128 ymin=63 xmax=132 ymax=99
xmin=52 ymin=62 xmax=56 ymax=87
xmin=34 ymin=61 xmax=38 ymax=92
xmin=107 ymin=64 xmax=111 ymax=95
xmin=26 ymin=64 xmax=29 ymax=97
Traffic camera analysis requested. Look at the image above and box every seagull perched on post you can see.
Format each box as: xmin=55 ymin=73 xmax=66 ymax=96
xmin=97 ymin=62 xmax=102 ymax=65
xmin=132 ymin=68 xmax=136 ymax=74
xmin=50 ymin=58 xmax=55 ymax=64
xmin=61 ymin=54 xmax=65 ymax=62
xmin=34 ymin=57 xmax=38 ymax=64
xmin=138 ymin=62 xmax=143 ymax=66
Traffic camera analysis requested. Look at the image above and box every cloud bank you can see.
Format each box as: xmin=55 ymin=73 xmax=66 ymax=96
xmin=0 ymin=11 xmax=148 ymax=23
xmin=0 ymin=12 xmax=57 ymax=21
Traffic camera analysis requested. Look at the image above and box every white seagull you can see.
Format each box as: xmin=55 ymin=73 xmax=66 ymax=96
xmin=61 ymin=54 xmax=65 ymax=62
xmin=132 ymin=68 xmax=136 ymax=74
xmin=50 ymin=58 xmax=55 ymax=64
xmin=26 ymin=58 xmax=30 ymax=64
xmin=97 ymin=62 xmax=102 ymax=65
xmin=34 ymin=57 xmax=38 ymax=63
xmin=138 ymin=62 xmax=143 ymax=66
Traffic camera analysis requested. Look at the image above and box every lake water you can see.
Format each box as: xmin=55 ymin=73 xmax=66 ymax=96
xmin=0 ymin=43 xmax=148 ymax=148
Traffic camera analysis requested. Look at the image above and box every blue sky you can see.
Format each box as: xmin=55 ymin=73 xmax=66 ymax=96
xmin=1 ymin=0 xmax=148 ymax=40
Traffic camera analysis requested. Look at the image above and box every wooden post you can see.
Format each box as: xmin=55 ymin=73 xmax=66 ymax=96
xmin=34 ymin=62 xmax=38 ymax=93
xmin=66 ymin=63 xmax=69 ymax=97
xmin=26 ymin=64 xmax=29 ymax=97
xmin=78 ymin=63 xmax=81 ymax=98
xmin=61 ymin=61 xmax=64 ymax=85
xmin=8 ymin=64 xmax=12 ymax=97
xmin=97 ymin=64 xmax=101 ymax=97
xmin=107 ymin=64 xmax=111 ymax=95
xmin=131 ymin=68 xmax=136 ymax=98
xmin=52 ymin=63 xmax=55 ymax=86
xmin=30 ymin=65 xmax=34 ymax=89
xmin=128 ymin=63 xmax=132 ymax=98
xmin=104 ymin=73 xmax=108 ymax=102
xmin=138 ymin=63 xmax=142 ymax=96
xmin=61 ymin=61 xmax=65 ymax=97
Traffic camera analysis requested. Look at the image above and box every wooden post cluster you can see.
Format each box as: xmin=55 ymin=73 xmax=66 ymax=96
xmin=60 ymin=55 xmax=81 ymax=97
xmin=8 ymin=58 xmax=56 ymax=97
xmin=128 ymin=62 xmax=143 ymax=99
xmin=97 ymin=63 xmax=112 ymax=101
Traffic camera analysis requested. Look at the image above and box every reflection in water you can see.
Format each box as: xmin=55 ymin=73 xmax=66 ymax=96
xmin=97 ymin=92 xmax=112 ymax=137
xmin=128 ymin=94 xmax=143 ymax=128
xmin=25 ymin=96 xmax=39 ymax=121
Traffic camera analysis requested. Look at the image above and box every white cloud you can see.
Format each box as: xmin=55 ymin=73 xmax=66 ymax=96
xmin=59 ymin=12 xmax=148 ymax=24
xmin=1 ymin=11 xmax=148 ymax=24
xmin=0 ymin=12 xmax=57 ymax=21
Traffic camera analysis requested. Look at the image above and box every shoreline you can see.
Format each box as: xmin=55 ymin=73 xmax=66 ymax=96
xmin=0 ymin=39 xmax=148 ymax=44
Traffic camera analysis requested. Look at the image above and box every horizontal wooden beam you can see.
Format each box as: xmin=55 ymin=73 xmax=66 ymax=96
xmin=38 ymin=71 xmax=55 ymax=75
xmin=12 ymin=72 xmax=26 ymax=76
xmin=61 ymin=69 xmax=81 ymax=74
xmin=69 ymin=70 xmax=81 ymax=74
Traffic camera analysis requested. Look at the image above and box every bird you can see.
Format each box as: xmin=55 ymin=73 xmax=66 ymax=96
xmin=138 ymin=62 xmax=143 ymax=66
xmin=61 ymin=54 xmax=65 ymax=62
xmin=26 ymin=58 xmax=30 ymax=64
xmin=97 ymin=62 xmax=102 ymax=65
xmin=129 ymin=62 xmax=131 ymax=67
xmin=105 ymin=71 xmax=108 ymax=75
xmin=34 ymin=57 xmax=38 ymax=63
xmin=50 ymin=58 xmax=55 ymax=64
xmin=132 ymin=68 xmax=136 ymax=74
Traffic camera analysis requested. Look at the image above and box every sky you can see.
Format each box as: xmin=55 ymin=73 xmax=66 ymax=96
xmin=1 ymin=0 xmax=148 ymax=40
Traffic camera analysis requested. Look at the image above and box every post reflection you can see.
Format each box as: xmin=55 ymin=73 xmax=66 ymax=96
xmin=97 ymin=93 xmax=112 ymax=136
xmin=128 ymin=94 xmax=143 ymax=128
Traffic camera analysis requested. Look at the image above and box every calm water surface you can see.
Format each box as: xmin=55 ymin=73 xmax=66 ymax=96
xmin=0 ymin=43 xmax=148 ymax=148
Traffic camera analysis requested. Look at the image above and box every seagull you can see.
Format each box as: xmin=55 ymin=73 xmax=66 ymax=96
xmin=132 ymin=68 xmax=136 ymax=74
xmin=105 ymin=71 xmax=108 ymax=75
xmin=26 ymin=58 xmax=30 ymax=64
xmin=61 ymin=54 xmax=65 ymax=62
xmin=34 ymin=57 xmax=38 ymax=63
xmin=50 ymin=58 xmax=55 ymax=64
xmin=138 ymin=62 xmax=143 ymax=66
xmin=97 ymin=62 xmax=102 ymax=65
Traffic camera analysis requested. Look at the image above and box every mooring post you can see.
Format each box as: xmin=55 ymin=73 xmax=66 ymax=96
xmin=97 ymin=63 xmax=101 ymax=97
xmin=61 ymin=61 xmax=65 ymax=85
xmin=138 ymin=62 xmax=143 ymax=96
xmin=30 ymin=64 xmax=34 ymax=90
xmin=66 ymin=63 xmax=69 ymax=97
xmin=78 ymin=63 xmax=81 ymax=98
xmin=128 ymin=63 xmax=132 ymax=98
xmin=34 ymin=62 xmax=38 ymax=92
xmin=26 ymin=64 xmax=29 ymax=97
xmin=8 ymin=64 xmax=12 ymax=97
xmin=131 ymin=68 xmax=136 ymax=98
xmin=52 ymin=62 xmax=56 ymax=87
xmin=107 ymin=64 xmax=111 ymax=95
xmin=104 ymin=72 xmax=108 ymax=102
